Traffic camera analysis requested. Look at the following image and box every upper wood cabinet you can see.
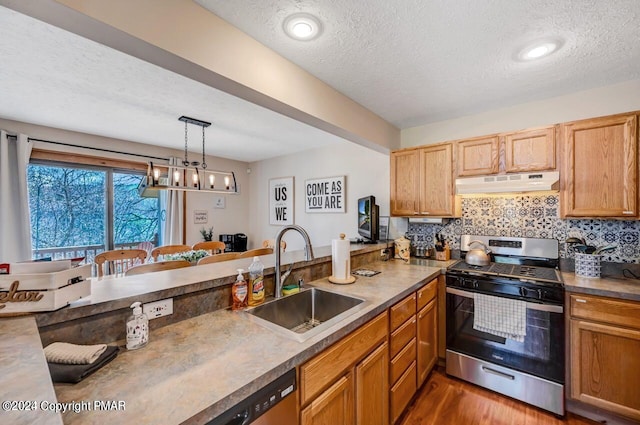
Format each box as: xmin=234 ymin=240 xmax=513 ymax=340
xmin=420 ymin=144 xmax=456 ymax=216
xmin=455 ymin=135 xmax=499 ymax=177
xmin=561 ymin=113 xmax=638 ymax=217
xmin=390 ymin=143 xmax=457 ymax=217
xmin=390 ymin=149 xmax=420 ymax=215
xmin=504 ymin=126 xmax=556 ymax=172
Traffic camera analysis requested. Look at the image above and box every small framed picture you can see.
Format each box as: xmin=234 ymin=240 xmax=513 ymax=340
xmin=194 ymin=210 xmax=208 ymax=224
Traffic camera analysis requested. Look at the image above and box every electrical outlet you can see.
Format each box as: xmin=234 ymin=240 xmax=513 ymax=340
xmin=143 ymin=298 xmax=173 ymax=319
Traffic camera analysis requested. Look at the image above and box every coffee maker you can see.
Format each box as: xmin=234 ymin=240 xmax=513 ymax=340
xmin=219 ymin=233 xmax=248 ymax=252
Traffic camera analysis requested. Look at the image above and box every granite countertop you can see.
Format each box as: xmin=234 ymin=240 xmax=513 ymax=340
xmin=49 ymin=259 xmax=441 ymax=424
xmin=0 ymin=317 xmax=62 ymax=425
xmin=562 ymin=271 xmax=640 ymax=302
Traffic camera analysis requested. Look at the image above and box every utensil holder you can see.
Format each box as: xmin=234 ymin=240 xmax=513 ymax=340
xmin=575 ymin=253 xmax=602 ymax=278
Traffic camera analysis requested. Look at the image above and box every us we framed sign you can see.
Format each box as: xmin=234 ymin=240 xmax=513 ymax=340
xmin=269 ymin=177 xmax=294 ymax=225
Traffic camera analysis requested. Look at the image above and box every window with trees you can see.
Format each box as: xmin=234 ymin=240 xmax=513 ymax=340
xmin=27 ymin=161 xmax=160 ymax=261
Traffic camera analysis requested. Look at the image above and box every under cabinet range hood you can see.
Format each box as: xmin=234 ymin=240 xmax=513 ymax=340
xmin=455 ymin=171 xmax=559 ymax=194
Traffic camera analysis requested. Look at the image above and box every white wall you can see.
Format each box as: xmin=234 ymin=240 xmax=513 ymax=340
xmin=248 ymin=143 xmax=390 ymax=251
xmin=401 ymin=79 xmax=640 ymax=147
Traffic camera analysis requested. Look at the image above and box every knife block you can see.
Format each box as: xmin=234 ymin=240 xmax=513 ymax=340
xmin=435 ymin=246 xmax=450 ymax=261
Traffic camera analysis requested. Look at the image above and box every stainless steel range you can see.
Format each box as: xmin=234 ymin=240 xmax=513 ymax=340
xmin=446 ymin=235 xmax=565 ymax=415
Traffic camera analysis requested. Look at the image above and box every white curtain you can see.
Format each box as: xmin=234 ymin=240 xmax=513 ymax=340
xmin=0 ymin=131 xmax=33 ymax=262
xmin=160 ymin=157 xmax=184 ymax=245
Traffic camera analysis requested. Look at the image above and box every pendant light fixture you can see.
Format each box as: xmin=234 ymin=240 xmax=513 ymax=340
xmin=138 ymin=116 xmax=237 ymax=197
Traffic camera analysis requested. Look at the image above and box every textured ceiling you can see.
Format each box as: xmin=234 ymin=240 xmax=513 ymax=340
xmin=0 ymin=6 xmax=347 ymax=163
xmin=2 ymin=2 xmax=640 ymax=163
xmin=196 ymin=0 xmax=640 ymax=128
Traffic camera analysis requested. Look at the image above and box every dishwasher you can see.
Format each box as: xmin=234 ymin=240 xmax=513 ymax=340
xmin=207 ymin=369 xmax=297 ymax=425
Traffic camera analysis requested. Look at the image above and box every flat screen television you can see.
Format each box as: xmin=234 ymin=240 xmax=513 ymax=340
xmin=357 ymin=195 xmax=379 ymax=242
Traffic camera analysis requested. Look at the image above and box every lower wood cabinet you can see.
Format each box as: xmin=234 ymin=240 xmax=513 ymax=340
xmin=356 ymin=342 xmax=389 ymax=425
xmin=569 ymin=294 xmax=640 ymax=421
xmin=417 ymin=298 xmax=437 ymax=387
xmin=300 ymin=278 xmax=440 ymax=425
xmin=300 ymin=312 xmax=388 ymax=425
xmin=388 ymin=278 xmax=438 ymax=423
xmin=301 ymin=373 xmax=354 ymax=425
xmin=390 ymin=360 xmax=417 ymax=424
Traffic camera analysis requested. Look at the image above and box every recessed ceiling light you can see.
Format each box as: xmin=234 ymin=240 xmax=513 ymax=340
xmin=518 ymin=41 xmax=560 ymax=61
xmin=283 ymin=13 xmax=322 ymax=41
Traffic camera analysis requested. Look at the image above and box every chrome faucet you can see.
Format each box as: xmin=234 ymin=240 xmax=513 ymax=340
xmin=275 ymin=225 xmax=314 ymax=298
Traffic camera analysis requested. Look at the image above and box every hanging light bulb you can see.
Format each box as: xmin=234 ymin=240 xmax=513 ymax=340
xmin=153 ymin=167 xmax=160 ymax=184
xmin=224 ymin=175 xmax=230 ymax=190
xmin=174 ymin=170 xmax=181 ymax=186
xmin=192 ymin=170 xmax=199 ymax=187
xmin=209 ymin=174 xmax=215 ymax=188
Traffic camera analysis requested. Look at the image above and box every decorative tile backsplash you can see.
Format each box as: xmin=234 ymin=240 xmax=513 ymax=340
xmin=406 ymin=194 xmax=640 ymax=264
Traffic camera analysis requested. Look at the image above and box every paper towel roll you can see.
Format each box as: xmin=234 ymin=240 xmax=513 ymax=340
xmin=329 ymin=234 xmax=354 ymax=284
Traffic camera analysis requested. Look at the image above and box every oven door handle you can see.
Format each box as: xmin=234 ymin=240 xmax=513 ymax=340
xmin=446 ymin=287 xmax=564 ymax=313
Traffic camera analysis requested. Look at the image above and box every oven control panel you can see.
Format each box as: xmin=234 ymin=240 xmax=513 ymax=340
xmin=446 ymin=274 xmax=564 ymax=304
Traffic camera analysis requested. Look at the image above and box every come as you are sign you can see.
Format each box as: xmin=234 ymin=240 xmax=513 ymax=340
xmin=269 ymin=177 xmax=294 ymax=225
xmin=305 ymin=176 xmax=345 ymax=213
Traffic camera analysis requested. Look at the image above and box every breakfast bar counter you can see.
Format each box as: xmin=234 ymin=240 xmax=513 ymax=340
xmin=1 ymin=258 xmax=442 ymax=424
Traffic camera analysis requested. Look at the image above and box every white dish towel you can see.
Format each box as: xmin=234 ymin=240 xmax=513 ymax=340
xmin=473 ymin=293 xmax=527 ymax=342
xmin=44 ymin=342 xmax=107 ymax=365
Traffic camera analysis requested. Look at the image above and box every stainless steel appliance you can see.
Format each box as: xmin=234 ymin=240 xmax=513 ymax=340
xmin=207 ymin=369 xmax=297 ymax=425
xmin=446 ymin=235 xmax=565 ymax=415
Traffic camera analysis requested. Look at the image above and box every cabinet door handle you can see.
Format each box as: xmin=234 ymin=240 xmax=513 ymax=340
xmin=421 ymin=212 xmax=431 ymax=215
xmin=575 ymin=298 xmax=587 ymax=303
xmin=622 ymin=211 xmax=634 ymax=215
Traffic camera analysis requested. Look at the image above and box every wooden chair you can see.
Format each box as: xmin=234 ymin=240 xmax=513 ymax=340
xmin=192 ymin=241 xmax=227 ymax=255
xmin=237 ymin=247 xmax=274 ymax=259
xmin=262 ymin=239 xmax=286 ymax=252
xmin=197 ymin=252 xmax=240 ymax=265
xmin=136 ymin=241 xmax=155 ymax=262
xmin=125 ymin=260 xmax=191 ymax=276
xmin=150 ymin=244 xmax=191 ymax=262
xmin=94 ymin=249 xmax=147 ymax=277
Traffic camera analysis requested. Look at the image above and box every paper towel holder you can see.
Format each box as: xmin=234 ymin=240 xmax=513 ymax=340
xmin=328 ymin=233 xmax=356 ymax=285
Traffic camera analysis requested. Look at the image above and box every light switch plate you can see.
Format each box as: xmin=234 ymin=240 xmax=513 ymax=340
xmin=214 ymin=196 xmax=226 ymax=209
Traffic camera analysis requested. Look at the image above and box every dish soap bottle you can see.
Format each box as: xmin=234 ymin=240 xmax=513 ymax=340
xmin=232 ymin=269 xmax=248 ymax=311
xmin=248 ymin=256 xmax=265 ymax=306
xmin=126 ymin=301 xmax=149 ymax=350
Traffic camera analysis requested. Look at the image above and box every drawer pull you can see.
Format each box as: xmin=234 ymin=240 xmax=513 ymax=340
xmin=482 ymin=366 xmax=515 ymax=380
xmin=622 ymin=211 xmax=634 ymax=215
xmin=575 ymin=299 xmax=587 ymax=303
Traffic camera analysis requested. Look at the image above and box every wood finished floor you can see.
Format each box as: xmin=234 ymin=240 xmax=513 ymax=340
xmin=400 ymin=369 xmax=599 ymax=425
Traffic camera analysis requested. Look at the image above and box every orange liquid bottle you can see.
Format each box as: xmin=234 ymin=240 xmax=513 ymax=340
xmin=232 ymin=269 xmax=248 ymax=311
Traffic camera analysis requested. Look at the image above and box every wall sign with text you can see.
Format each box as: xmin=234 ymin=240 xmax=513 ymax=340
xmin=269 ymin=177 xmax=294 ymax=225
xmin=193 ymin=210 xmax=208 ymax=224
xmin=305 ymin=176 xmax=346 ymax=213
